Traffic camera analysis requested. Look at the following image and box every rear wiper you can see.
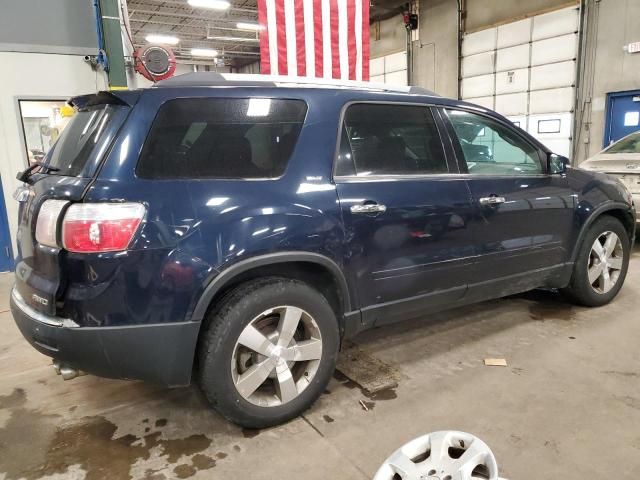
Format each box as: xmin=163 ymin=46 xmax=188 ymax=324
xmin=16 ymin=162 xmax=60 ymax=184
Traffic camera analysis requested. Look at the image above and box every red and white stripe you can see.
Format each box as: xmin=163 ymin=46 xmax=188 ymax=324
xmin=258 ymin=0 xmax=370 ymax=81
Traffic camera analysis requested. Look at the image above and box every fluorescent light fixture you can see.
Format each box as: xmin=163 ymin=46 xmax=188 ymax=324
xmin=191 ymin=48 xmax=218 ymax=57
xmin=188 ymin=0 xmax=230 ymax=9
xmin=236 ymin=22 xmax=264 ymax=31
xmin=246 ymin=98 xmax=271 ymax=117
xmin=145 ymin=34 xmax=180 ymax=45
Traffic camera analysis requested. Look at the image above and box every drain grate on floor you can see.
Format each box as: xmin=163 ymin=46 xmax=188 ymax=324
xmin=336 ymin=341 xmax=404 ymax=394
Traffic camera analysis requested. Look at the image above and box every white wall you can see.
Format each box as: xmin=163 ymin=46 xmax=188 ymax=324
xmin=370 ymin=14 xmax=407 ymax=60
xmin=0 ymin=52 xmax=107 ymax=251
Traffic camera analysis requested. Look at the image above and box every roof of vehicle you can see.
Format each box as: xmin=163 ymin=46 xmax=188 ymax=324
xmin=153 ymin=72 xmax=440 ymax=97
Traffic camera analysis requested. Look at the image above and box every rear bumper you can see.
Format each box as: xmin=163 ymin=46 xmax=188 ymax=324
xmin=10 ymin=288 xmax=200 ymax=386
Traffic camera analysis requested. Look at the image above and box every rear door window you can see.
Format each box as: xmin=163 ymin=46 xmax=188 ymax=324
xmin=336 ymin=103 xmax=449 ymax=177
xmin=137 ymin=98 xmax=307 ymax=179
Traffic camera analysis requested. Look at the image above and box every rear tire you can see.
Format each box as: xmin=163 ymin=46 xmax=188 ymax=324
xmin=197 ymin=277 xmax=339 ymax=428
xmin=562 ymin=216 xmax=630 ymax=307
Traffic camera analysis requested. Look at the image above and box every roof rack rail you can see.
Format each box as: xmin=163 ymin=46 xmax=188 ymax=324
xmin=154 ymin=72 xmax=439 ymax=96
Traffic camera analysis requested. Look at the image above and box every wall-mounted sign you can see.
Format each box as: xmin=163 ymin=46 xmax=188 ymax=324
xmin=624 ymin=41 xmax=640 ymax=54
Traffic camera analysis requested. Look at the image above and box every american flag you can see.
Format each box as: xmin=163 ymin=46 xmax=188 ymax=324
xmin=257 ymin=0 xmax=370 ymax=81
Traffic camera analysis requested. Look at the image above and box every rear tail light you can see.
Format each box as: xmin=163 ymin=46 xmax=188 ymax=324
xmin=62 ymin=203 xmax=146 ymax=253
xmin=35 ymin=200 xmax=69 ymax=248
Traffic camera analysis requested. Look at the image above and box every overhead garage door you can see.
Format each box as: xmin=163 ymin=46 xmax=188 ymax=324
xmin=370 ymin=51 xmax=408 ymax=86
xmin=461 ymin=6 xmax=579 ymax=157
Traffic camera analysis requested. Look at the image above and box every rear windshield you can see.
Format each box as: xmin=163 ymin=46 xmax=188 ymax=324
xmin=136 ymin=98 xmax=307 ymax=179
xmin=604 ymin=132 xmax=640 ymax=154
xmin=46 ymin=104 xmax=124 ymax=177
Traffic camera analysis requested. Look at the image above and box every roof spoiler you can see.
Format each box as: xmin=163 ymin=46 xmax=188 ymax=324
xmin=69 ymin=90 xmax=141 ymax=110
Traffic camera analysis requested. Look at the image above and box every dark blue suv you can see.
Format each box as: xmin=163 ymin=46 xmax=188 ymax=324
xmin=10 ymin=73 xmax=635 ymax=427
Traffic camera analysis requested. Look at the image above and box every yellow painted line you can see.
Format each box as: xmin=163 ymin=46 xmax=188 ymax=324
xmin=109 ymin=86 xmax=128 ymax=91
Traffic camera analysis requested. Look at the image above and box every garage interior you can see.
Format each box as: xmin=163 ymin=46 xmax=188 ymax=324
xmin=0 ymin=0 xmax=639 ymax=479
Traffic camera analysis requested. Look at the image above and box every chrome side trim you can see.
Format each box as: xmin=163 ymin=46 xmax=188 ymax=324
xmin=11 ymin=288 xmax=79 ymax=328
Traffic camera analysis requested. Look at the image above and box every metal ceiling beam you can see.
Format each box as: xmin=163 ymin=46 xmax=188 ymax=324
xmin=132 ymin=26 xmax=259 ymax=52
xmin=129 ymin=11 xmax=255 ymax=26
xmin=206 ymin=35 xmax=258 ymax=42
xmin=130 ymin=17 xmax=254 ymax=34
xmin=128 ymin=0 xmax=257 ymax=14
xmin=133 ymin=25 xmax=254 ymax=38
xmin=134 ymin=40 xmax=260 ymax=57
xmin=130 ymin=8 xmax=256 ymax=23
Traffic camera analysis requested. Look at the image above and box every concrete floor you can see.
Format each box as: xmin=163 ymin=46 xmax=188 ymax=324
xmin=1 ymin=246 xmax=640 ymax=480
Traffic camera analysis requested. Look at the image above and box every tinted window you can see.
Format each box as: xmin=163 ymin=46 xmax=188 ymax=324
xmin=337 ymin=104 xmax=448 ymax=176
xmin=137 ymin=98 xmax=307 ymax=179
xmin=446 ymin=110 xmax=542 ymax=175
xmin=46 ymin=105 xmax=123 ymax=177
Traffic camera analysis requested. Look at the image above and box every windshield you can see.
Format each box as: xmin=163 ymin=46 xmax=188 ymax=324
xmin=45 ymin=104 xmax=124 ymax=177
xmin=604 ymin=131 xmax=640 ymax=154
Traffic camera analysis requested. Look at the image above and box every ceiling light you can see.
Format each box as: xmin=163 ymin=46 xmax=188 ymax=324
xmin=188 ymin=0 xmax=230 ymax=10
xmin=145 ymin=34 xmax=180 ymax=45
xmin=191 ymin=48 xmax=218 ymax=57
xmin=236 ymin=22 xmax=264 ymax=31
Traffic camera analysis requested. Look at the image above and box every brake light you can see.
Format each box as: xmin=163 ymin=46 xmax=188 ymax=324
xmin=62 ymin=203 xmax=146 ymax=253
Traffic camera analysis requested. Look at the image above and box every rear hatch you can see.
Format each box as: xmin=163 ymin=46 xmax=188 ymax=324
xmin=14 ymin=92 xmax=135 ymax=316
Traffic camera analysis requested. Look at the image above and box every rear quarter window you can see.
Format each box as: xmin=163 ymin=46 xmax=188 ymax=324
xmin=136 ymin=98 xmax=307 ymax=179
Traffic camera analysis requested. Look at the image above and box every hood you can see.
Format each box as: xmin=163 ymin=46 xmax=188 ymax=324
xmin=580 ymin=154 xmax=640 ymax=174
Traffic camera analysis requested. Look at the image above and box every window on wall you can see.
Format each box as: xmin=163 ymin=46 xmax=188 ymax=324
xmin=18 ymin=100 xmax=72 ymax=166
xmin=336 ymin=104 xmax=448 ymax=177
xmin=446 ymin=109 xmax=543 ymax=176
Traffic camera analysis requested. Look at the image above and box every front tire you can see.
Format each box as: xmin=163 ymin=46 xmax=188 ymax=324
xmin=198 ymin=277 xmax=340 ymax=428
xmin=562 ymin=216 xmax=630 ymax=307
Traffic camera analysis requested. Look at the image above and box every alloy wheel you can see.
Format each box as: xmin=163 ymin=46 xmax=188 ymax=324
xmin=231 ymin=306 xmax=323 ymax=407
xmin=587 ymin=231 xmax=624 ymax=294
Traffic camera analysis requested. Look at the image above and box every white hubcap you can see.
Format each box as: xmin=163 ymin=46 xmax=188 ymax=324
xmin=373 ymin=431 xmax=499 ymax=480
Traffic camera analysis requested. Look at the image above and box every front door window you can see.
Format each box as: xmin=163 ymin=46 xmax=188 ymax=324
xmin=446 ymin=109 xmax=543 ymax=176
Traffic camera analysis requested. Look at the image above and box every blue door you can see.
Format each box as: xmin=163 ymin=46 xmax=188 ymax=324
xmin=604 ymin=90 xmax=640 ymax=147
xmin=0 ymin=177 xmax=14 ymax=272
xmin=442 ymin=108 xmax=576 ymax=299
xmin=334 ymin=103 xmax=475 ymax=326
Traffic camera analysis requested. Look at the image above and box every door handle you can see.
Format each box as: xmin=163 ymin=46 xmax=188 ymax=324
xmin=350 ymin=203 xmax=387 ymax=214
xmin=478 ymin=195 xmax=506 ymax=205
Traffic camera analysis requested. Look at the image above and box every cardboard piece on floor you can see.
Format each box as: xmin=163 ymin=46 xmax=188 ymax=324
xmin=484 ymin=358 xmax=508 ymax=367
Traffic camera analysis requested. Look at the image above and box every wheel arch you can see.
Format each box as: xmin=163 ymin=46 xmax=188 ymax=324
xmin=191 ymin=252 xmax=355 ymax=331
xmin=570 ymin=202 xmax=636 ymax=263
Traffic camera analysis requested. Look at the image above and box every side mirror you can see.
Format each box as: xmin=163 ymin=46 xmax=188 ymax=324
xmin=548 ymin=153 xmax=570 ymax=174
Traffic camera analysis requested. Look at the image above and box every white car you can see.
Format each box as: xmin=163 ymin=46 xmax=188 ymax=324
xmin=580 ymin=130 xmax=640 ymax=218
